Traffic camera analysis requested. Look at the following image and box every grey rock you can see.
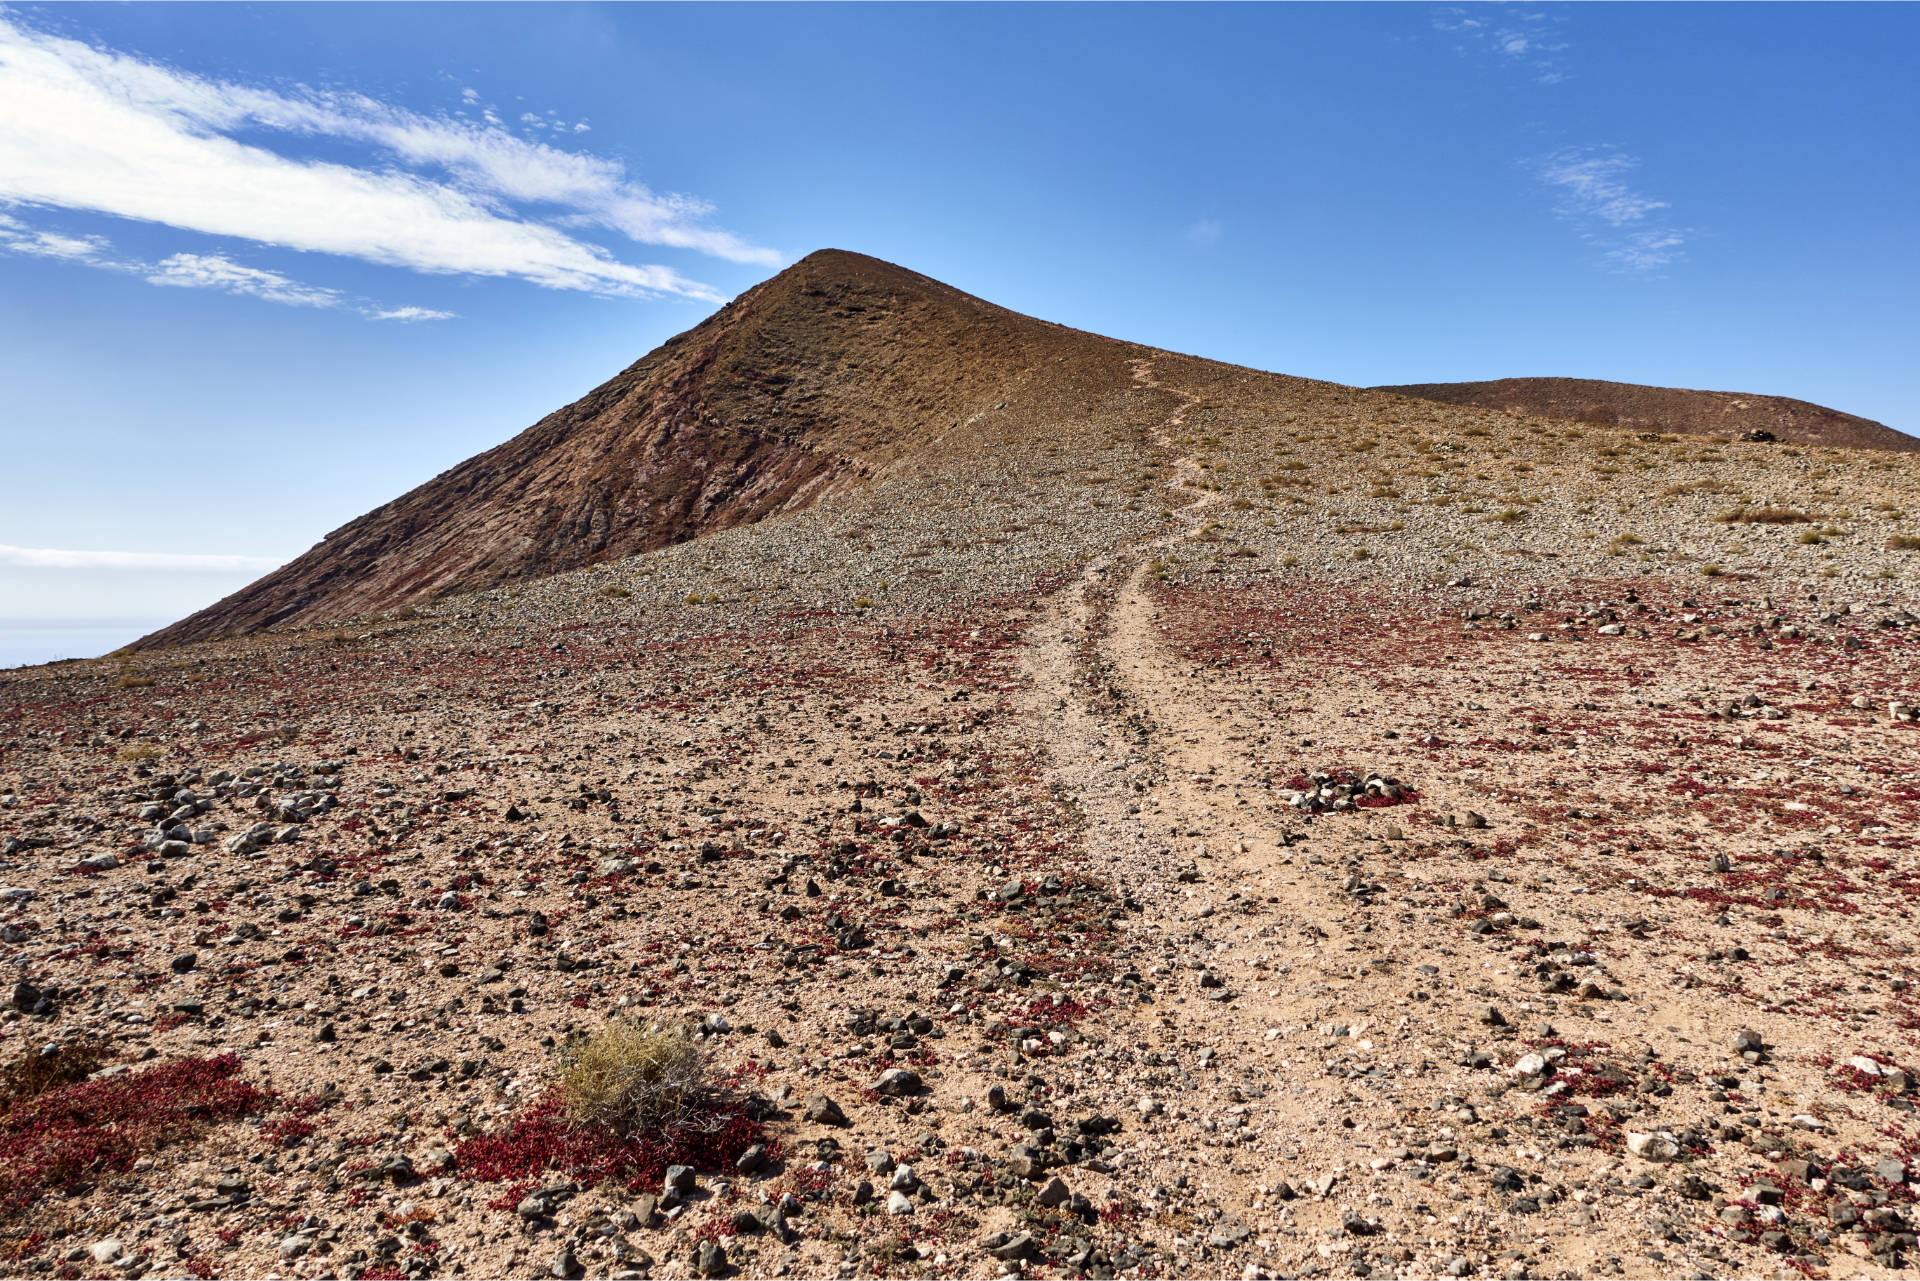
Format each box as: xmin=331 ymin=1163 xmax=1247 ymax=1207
xmin=664 ymin=1164 xmax=696 ymax=1195
xmin=986 ymin=1233 xmax=1037 ymax=1262
xmin=804 ymin=1093 xmax=848 ymax=1126
xmin=870 ymin=1067 xmax=920 ymax=1097
xmin=694 ymin=1239 xmax=727 ymax=1278
xmin=1035 ymin=1176 xmax=1071 ymax=1208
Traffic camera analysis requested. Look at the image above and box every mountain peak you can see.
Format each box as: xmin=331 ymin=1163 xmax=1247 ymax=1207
xmin=132 ymin=251 xmax=1108 ymax=648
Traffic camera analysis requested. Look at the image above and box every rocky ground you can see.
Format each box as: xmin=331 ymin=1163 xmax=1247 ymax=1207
xmin=3 ymin=356 xmax=1919 ymax=1281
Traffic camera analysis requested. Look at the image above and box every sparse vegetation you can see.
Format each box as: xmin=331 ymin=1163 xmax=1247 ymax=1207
xmin=561 ymin=1023 xmax=709 ymax=1138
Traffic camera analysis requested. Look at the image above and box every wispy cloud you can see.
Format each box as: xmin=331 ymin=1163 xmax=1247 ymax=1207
xmin=1186 ymin=219 xmax=1223 ymax=244
xmin=0 ymin=544 xmax=285 ymax=572
xmin=370 ymin=305 xmax=457 ymax=323
xmin=1432 ymin=7 xmax=1689 ymax=274
xmin=1541 ymin=151 xmax=1667 ymax=226
xmin=0 ymin=211 xmax=454 ymax=318
xmin=0 ymin=12 xmax=775 ymax=310
xmin=146 ymin=252 xmax=345 ymax=309
xmin=1540 ymin=148 xmax=1685 ymax=272
xmin=1433 ymin=7 xmax=1569 ymax=85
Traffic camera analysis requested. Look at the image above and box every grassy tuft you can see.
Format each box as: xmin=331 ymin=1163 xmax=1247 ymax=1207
xmin=561 ymin=1022 xmax=709 ymax=1138
xmin=1716 ymin=505 xmax=1813 ymax=525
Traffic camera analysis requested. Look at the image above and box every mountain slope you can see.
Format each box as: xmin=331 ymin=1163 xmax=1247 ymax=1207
xmin=1374 ymin=376 xmax=1917 ymax=452
xmin=135 ymin=250 xmax=1131 ymax=648
xmin=139 ymin=254 xmax=1914 ymax=651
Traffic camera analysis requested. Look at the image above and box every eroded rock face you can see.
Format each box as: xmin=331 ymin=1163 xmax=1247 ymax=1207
xmin=1374 ymin=376 xmax=1919 ymax=452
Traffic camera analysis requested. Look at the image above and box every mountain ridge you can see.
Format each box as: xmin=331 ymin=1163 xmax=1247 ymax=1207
xmin=1374 ymin=375 xmax=1916 ymax=452
xmin=136 ymin=252 xmax=1910 ymax=649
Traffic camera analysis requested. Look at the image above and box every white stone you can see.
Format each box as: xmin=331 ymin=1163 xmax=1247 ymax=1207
xmin=1625 ymin=1130 xmax=1679 ymax=1162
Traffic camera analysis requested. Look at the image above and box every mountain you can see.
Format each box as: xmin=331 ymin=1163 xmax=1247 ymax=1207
xmin=137 ymin=253 xmax=1913 ymax=650
xmin=1373 ymin=376 xmax=1917 ymax=452
xmin=134 ymin=250 xmax=1132 ymax=648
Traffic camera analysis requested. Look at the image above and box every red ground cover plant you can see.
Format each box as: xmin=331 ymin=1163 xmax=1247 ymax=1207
xmin=452 ymin=1091 xmax=768 ymax=1203
xmin=0 ymin=1053 xmax=271 ymax=1214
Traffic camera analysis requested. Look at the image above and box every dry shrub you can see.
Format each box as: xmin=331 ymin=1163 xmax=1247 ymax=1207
xmin=1888 ymin=534 xmax=1920 ymax=551
xmin=1717 ymin=505 xmax=1813 ymax=525
xmin=113 ymin=671 xmax=153 ymax=689
xmin=0 ymin=1038 xmax=114 ymax=1110
xmin=1661 ymin=478 xmax=1737 ymax=497
xmin=114 ymin=744 xmax=159 ymax=762
xmin=456 ymin=1022 xmax=765 ymax=1197
xmin=561 ymin=1023 xmax=708 ymax=1137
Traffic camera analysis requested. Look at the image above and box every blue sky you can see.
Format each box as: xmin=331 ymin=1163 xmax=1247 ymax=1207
xmin=2 ymin=2 xmax=1916 ymax=664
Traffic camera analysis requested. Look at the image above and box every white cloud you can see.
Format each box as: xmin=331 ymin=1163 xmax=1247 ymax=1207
xmin=0 ymin=544 xmax=285 ymax=572
xmin=0 ymin=211 xmax=454 ymax=316
xmin=0 ymin=13 xmax=774 ymax=307
xmin=1434 ymin=11 xmax=1689 ymax=273
xmin=146 ymin=252 xmax=345 ymax=308
xmin=371 ymin=305 xmax=457 ymax=322
xmin=1186 ymin=219 xmax=1223 ymax=244
xmin=1435 ymin=7 xmax=1569 ymax=85
xmin=1542 ymin=151 xmax=1667 ymax=226
xmin=1540 ymin=148 xmax=1685 ymax=273
xmin=1607 ymin=229 xmax=1686 ymax=273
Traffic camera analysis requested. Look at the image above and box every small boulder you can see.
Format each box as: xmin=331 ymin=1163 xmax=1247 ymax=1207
xmin=1626 ymin=1130 xmax=1680 ymax=1162
xmin=804 ymin=1093 xmax=848 ymax=1126
xmin=870 ymin=1068 xmax=920 ymax=1097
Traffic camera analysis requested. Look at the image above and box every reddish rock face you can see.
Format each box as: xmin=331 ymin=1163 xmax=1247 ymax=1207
xmin=1374 ymin=376 xmax=1917 ymax=453
xmin=134 ymin=250 xmax=1097 ymax=648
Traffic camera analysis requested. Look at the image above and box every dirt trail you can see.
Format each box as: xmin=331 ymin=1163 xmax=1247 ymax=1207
xmin=1014 ymin=357 xmax=1636 ymax=1267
